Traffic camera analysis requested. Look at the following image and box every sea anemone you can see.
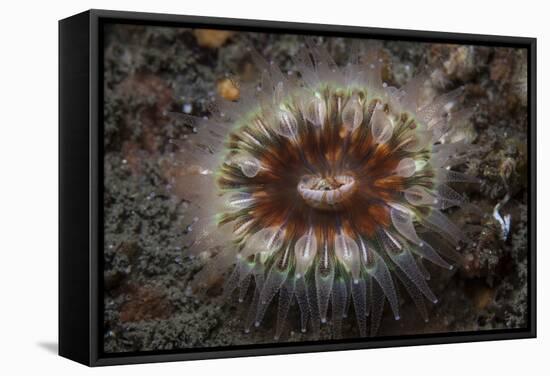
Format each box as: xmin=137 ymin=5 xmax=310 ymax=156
xmin=172 ymin=39 xmax=478 ymax=339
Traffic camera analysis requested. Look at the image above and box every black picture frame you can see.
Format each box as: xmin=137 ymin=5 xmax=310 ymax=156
xmin=59 ymin=9 xmax=537 ymax=366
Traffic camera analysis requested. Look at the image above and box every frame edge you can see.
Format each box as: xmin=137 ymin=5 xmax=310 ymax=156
xmin=59 ymin=10 xmax=93 ymax=366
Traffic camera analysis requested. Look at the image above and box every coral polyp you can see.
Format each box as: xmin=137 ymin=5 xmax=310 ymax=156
xmin=175 ymin=41 xmax=478 ymax=339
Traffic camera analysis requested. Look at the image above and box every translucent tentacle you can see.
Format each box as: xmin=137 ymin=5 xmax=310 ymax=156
xmin=307 ymin=272 xmax=322 ymax=336
xmin=315 ymin=247 xmax=335 ymax=324
xmin=255 ymin=259 xmax=289 ymax=327
xmin=415 ymin=257 xmax=431 ymax=280
xmin=237 ymin=260 xmax=255 ymax=303
xmin=245 ymin=267 xmax=265 ymax=333
xmin=436 ymin=184 xmax=466 ymax=210
xmin=295 ymin=276 xmax=310 ymax=333
xmin=221 ymin=264 xmax=240 ymax=301
xmin=436 ymin=169 xmax=481 ymax=184
xmin=394 ymin=157 xmax=416 ymax=177
xmin=351 ymin=277 xmax=367 ymax=336
xmin=371 ymin=104 xmax=393 ymax=144
xmin=304 ymin=95 xmax=327 ymax=128
xmin=294 ymin=228 xmax=318 ymax=279
xmin=342 ymin=94 xmax=364 ymax=131
xmin=365 ymin=248 xmax=400 ymax=320
xmin=275 ymin=277 xmax=296 ymax=340
xmin=412 ymin=240 xmax=453 ymax=270
xmin=380 ymin=231 xmax=438 ymax=303
xmin=334 ymin=232 xmax=361 ymax=282
xmin=369 ymin=280 xmax=386 ymax=336
xmin=331 ymin=277 xmax=348 ymax=338
xmin=420 ymin=231 xmax=464 ymax=264
xmin=394 ymin=268 xmax=429 ymax=322
xmin=421 ymin=209 xmax=468 ymax=245
xmin=389 ymin=204 xmax=423 ymax=245
xmin=404 ymin=185 xmax=439 ymax=207
xmin=417 ymin=87 xmax=465 ymax=126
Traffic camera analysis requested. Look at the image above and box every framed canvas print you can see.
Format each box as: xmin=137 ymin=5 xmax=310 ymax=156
xmin=59 ymin=9 xmax=536 ymax=366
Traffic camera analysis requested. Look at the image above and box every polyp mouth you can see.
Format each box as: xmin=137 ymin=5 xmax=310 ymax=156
xmin=297 ymin=174 xmax=356 ymax=211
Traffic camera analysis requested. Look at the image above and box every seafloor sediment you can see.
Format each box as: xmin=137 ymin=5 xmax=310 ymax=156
xmin=102 ymin=24 xmax=529 ymax=353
